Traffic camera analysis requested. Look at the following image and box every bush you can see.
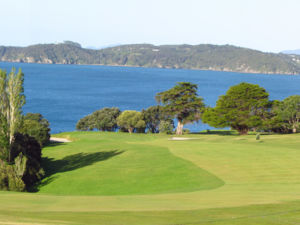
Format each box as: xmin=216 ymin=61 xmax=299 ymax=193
xmin=0 ymin=133 xmax=44 ymax=191
xmin=159 ymin=120 xmax=174 ymax=134
xmin=0 ymin=161 xmax=25 ymax=191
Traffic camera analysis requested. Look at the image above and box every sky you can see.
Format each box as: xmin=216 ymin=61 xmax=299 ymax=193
xmin=0 ymin=0 xmax=299 ymax=53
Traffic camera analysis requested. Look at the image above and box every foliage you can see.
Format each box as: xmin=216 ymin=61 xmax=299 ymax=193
xmin=141 ymin=105 xmax=172 ymax=133
xmin=117 ymin=111 xmax=146 ymax=133
xmin=158 ymin=120 xmax=174 ymax=134
xmin=0 ymin=68 xmax=25 ymax=162
xmin=202 ymin=82 xmax=270 ymax=135
xmin=0 ymin=160 xmax=25 ymax=191
xmin=11 ymin=133 xmax=44 ymax=187
xmin=156 ymin=82 xmax=204 ymax=135
xmin=263 ymin=95 xmax=300 ymax=133
xmin=76 ymin=107 xmax=121 ymax=131
xmin=20 ymin=113 xmax=51 ymax=147
xmin=1 ymin=43 xmax=300 ymax=74
xmin=91 ymin=108 xmax=121 ymax=131
xmin=76 ymin=114 xmax=94 ymax=131
xmin=0 ymin=68 xmax=43 ymax=192
xmin=0 ymin=133 xmax=43 ymax=191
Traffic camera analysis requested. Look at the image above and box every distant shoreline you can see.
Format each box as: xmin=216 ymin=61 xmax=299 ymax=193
xmin=0 ymin=60 xmax=298 ymax=76
xmin=1 ymin=43 xmax=299 ymax=75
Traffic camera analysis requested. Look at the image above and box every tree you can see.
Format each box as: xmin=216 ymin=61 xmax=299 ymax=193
xmin=155 ymin=82 xmax=204 ymax=135
xmin=76 ymin=114 xmax=94 ymax=131
xmin=76 ymin=107 xmax=121 ymax=131
xmin=142 ymin=105 xmax=171 ymax=133
xmin=202 ymin=82 xmax=269 ymax=135
xmin=159 ymin=120 xmax=174 ymax=134
xmin=92 ymin=107 xmax=121 ymax=131
xmin=1 ymin=132 xmax=44 ymax=191
xmin=0 ymin=68 xmax=44 ymax=191
xmin=271 ymin=95 xmax=300 ymax=133
xmin=20 ymin=113 xmax=51 ymax=147
xmin=117 ymin=110 xmax=146 ymax=133
xmin=0 ymin=68 xmax=25 ymax=162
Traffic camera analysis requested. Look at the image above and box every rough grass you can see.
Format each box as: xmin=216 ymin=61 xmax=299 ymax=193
xmin=0 ymin=132 xmax=300 ymax=224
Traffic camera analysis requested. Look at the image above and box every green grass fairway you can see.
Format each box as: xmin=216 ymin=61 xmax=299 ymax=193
xmin=1 ymin=132 xmax=300 ymax=224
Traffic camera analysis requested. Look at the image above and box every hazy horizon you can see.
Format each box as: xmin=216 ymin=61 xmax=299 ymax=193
xmin=1 ymin=0 xmax=300 ymax=53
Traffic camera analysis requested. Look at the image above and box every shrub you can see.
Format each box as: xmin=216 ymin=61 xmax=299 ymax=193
xmin=159 ymin=120 xmax=174 ymax=134
xmin=0 ymin=133 xmax=44 ymax=191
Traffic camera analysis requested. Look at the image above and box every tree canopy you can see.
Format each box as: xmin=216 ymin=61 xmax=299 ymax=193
xmin=117 ymin=110 xmax=146 ymax=133
xmin=155 ymin=82 xmax=204 ymax=135
xmin=202 ymin=82 xmax=269 ymax=135
xmin=271 ymin=95 xmax=300 ymax=133
xmin=20 ymin=113 xmax=51 ymax=147
xmin=76 ymin=107 xmax=121 ymax=131
xmin=141 ymin=105 xmax=172 ymax=133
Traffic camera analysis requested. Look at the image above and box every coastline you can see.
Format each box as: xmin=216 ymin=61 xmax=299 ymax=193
xmin=0 ymin=60 xmax=298 ymax=76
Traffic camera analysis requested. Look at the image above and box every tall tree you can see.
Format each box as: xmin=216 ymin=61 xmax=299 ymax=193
xmin=155 ymin=82 xmax=204 ymax=135
xmin=202 ymin=82 xmax=269 ymax=135
xmin=0 ymin=70 xmax=9 ymax=160
xmin=7 ymin=68 xmax=25 ymax=145
xmin=0 ymin=68 xmax=25 ymax=161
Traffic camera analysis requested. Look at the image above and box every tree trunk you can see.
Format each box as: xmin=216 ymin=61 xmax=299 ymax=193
xmin=176 ymin=120 xmax=184 ymax=135
xmin=128 ymin=127 xmax=134 ymax=134
xmin=237 ymin=127 xmax=249 ymax=135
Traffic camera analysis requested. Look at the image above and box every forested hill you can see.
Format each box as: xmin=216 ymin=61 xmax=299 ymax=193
xmin=1 ymin=42 xmax=300 ymax=74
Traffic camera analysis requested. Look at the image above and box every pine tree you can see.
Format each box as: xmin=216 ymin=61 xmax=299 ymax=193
xmin=155 ymin=82 xmax=204 ymax=135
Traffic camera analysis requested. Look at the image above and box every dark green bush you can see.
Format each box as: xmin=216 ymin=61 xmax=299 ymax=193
xmin=20 ymin=113 xmax=50 ymax=147
xmin=76 ymin=107 xmax=121 ymax=131
xmin=0 ymin=133 xmax=44 ymax=191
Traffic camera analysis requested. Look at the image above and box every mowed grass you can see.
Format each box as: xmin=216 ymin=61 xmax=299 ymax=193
xmin=39 ymin=132 xmax=224 ymax=195
xmin=0 ymin=132 xmax=300 ymax=224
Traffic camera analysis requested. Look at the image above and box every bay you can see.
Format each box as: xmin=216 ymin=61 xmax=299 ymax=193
xmin=0 ymin=62 xmax=300 ymax=134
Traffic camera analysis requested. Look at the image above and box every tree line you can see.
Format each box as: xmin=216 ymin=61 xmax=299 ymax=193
xmin=77 ymin=82 xmax=300 ymax=135
xmin=0 ymin=68 xmax=50 ymax=191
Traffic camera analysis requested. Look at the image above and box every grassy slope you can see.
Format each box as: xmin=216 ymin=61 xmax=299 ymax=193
xmin=39 ymin=132 xmax=223 ymax=195
xmin=0 ymin=132 xmax=300 ymax=224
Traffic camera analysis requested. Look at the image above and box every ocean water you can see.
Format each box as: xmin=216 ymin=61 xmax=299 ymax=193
xmin=0 ymin=62 xmax=300 ymax=134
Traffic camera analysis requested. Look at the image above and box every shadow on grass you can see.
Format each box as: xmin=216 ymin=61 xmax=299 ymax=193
xmin=30 ymin=150 xmax=123 ymax=192
xmin=44 ymin=141 xmax=67 ymax=148
xmin=191 ymin=130 xmax=237 ymax=136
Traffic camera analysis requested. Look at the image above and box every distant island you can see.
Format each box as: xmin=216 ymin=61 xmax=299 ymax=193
xmin=1 ymin=41 xmax=300 ymax=75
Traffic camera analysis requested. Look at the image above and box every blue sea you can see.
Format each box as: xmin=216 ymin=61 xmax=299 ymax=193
xmin=0 ymin=62 xmax=300 ymax=134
